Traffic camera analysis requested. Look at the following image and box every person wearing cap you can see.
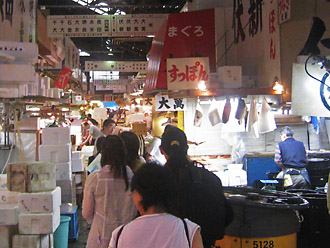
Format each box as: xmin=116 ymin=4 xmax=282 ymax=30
xmin=159 ymin=126 xmax=233 ymax=248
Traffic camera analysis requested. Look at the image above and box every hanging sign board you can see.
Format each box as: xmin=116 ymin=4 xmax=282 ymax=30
xmin=292 ymin=63 xmax=330 ymax=117
xmin=155 ymin=95 xmax=187 ymax=111
xmin=47 ymin=14 xmax=167 ymax=38
xmin=167 ymin=57 xmax=210 ymax=90
xmin=85 ymin=61 xmax=147 ymax=72
xmin=53 ymin=67 xmax=73 ymax=89
xmin=0 ymin=0 xmax=37 ymax=42
xmin=278 ymin=0 xmax=291 ymax=24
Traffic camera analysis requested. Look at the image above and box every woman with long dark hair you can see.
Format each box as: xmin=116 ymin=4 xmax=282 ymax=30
xmin=82 ymin=135 xmax=137 ymax=248
xmin=119 ymin=131 xmax=146 ymax=173
xmin=160 ymin=127 xmax=233 ymax=248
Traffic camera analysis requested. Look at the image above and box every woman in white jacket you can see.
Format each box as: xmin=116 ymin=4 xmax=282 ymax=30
xmin=82 ymin=135 xmax=137 ymax=248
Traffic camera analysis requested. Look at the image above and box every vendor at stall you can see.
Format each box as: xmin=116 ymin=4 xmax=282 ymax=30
xmin=274 ymin=126 xmax=311 ymax=189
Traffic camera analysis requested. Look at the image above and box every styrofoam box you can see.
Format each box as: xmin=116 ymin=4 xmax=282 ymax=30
xmin=17 ymin=117 xmax=40 ymax=131
xmin=81 ymin=145 xmax=94 ymax=158
xmin=72 ymin=151 xmax=83 ymax=160
xmin=7 ymin=162 xmax=56 ymax=193
xmin=13 ymin=234 xmax=53 ymax=248
xmin=56 ymin=179 xmax=74 ymax=204
xmin=39 ymin=144 xmax=72 ymax=163
xmin=0 ymin=225 xmax=18 ymax=248
xmin=0 ymin=174 xmax=7 ymax=190
xmin=0 ymin=41 xmax=38 ymax=64
xmin=0 ymin=190 xmax=19 ymax=205
xmin=18 ymin=187 xmax=61 ymax=214
xmin=218 ymin=66 xmax=242 ymax=89
xmin=0 ymin=204 xmax=18 ymax=225
xmin=19 ymin=207 xmax=60 ymax=234
xmin=0 ymin=64 xmax=37 ymax=83
xmin=56 ymin=162 xmax=72 ymax=180
xmin=72 ymin=158 xmax=84 ymax=172
xmin=42 ymin=127 xmax=71 ymax=145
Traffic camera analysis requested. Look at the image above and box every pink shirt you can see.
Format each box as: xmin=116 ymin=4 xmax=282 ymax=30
xmin=82 ymin=165 xmax=137 ymax=248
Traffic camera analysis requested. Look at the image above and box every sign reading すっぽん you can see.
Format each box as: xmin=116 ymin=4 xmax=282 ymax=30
xmin=166 ymin=57 xmax=210 ymax=91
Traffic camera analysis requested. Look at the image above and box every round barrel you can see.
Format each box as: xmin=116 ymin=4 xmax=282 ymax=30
xmin=218 ymin=187 xmax=308 ymax=248
xmin=286 ymin=189 xmax=330 ymax=248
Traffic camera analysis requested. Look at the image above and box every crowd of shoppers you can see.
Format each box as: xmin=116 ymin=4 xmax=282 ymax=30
xmin=81 ymin=118 xmax=233 ymax=248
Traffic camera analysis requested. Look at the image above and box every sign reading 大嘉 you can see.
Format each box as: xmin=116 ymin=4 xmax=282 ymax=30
xmin=155 ymin=95 xmax=187 ymax=111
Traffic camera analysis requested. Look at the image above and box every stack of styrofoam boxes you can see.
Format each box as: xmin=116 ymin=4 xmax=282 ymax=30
xmin=38 ymin=77 xmax=50 ymax=97
xmin=6 ymin=162 xmax=60 ymax=248
xmin=39 ymin=127 xmax=75 ymax=206
xmin=71 ymin=151 xmax=85 ymax=204
xmin=72 ymin=151 xmax=85 ymax=173
xmin=0 ymin=174 xmax=19 ymax=248
xmin=0 ymin=41 xmax=39 ymax=98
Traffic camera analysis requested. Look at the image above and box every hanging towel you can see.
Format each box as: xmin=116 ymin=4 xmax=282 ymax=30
xmin=208 ymin=99 xmax=221 ymax=126
xmin=235 ymin=98 xmax=247 ymax=124
xmin=194 ymin=102 xmax=203 ymax=127
xmin=247 ymin=98 xmax=259 ymax=138
xmin=311 ymin=116 xmax=320 ymax=134
xmin=222 ymin=98 xmax=231 ymax=124
xmin=258 ymin=97 xmax=277 ymax=134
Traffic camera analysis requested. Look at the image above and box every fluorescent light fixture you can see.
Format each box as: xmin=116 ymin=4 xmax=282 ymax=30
xmin=146 ymin=35 xmax=155 ymax=38
xmin=108 ymin=53 xmax=114 ymax=56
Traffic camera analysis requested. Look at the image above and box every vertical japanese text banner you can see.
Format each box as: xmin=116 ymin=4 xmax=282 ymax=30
xmin=155 ymin=95 xmax=187 ymax=111
xmin=167 ymin=57 xmax=210 ymax=90
xmin=0 ymin=0 xmax=37 ymax=42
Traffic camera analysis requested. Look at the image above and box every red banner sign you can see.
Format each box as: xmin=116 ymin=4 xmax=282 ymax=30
xmin=145 ymin=9 xmax=215 ymax=90
xmin=54 ymin=67 xmax=73 ymax=89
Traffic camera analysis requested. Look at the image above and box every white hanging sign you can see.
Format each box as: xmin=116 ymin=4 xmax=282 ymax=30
xmin=166 ymin=57 xmax=210 ymax=90
xmin=155 ymin=95 xmax=187 ymax=111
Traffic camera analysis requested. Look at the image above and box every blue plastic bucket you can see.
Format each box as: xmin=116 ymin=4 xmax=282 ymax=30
xmin=54 ymin=215 xmax=71 ymax=248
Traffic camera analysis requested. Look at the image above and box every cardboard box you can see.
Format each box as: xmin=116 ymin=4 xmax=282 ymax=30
xmin=18 ymin=187 xmax=61 ymax=214
xmin=18 ymin=207 xmax=60 ymax=234
xmin=7 ymin=162 xmax=56 ymax=193
xmin=42 ymin=127 xmax=71 ymax=145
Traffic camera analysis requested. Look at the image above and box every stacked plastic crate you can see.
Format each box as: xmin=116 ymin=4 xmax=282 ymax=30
xmin=4 ymin=161 xmax=60 ymax=248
